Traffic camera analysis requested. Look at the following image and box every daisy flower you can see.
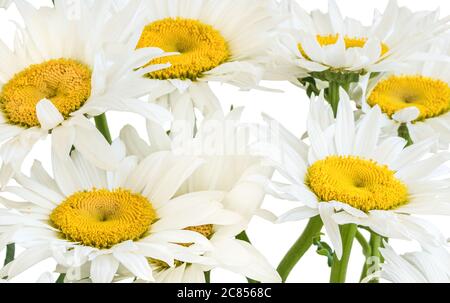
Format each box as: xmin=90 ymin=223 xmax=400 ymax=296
xmin=0 ymin=140 xmax=241 ymax=283
xmin=119 ymin=109 xmax=281 ymax=283
xmin=271 ymin=0 xmax=448 ymax=85
xmin=0 ymin=0 xmax=172 ymax=184
xmin=127 ymin=0 xmax=278 ymax=132
xmin=360 ymin=37 xmax=450 ymax=149
xmin=365 ymin=243 xmax=450 ymax=283
xmin=257 ymin=89 xmax=450 ymax=266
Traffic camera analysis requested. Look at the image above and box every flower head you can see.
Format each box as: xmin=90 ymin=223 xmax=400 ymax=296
xmin=270 ymin=0 xmax=449 ymax=85
xmin=0 ymin=0 xmax=172 ymax=185
xmin=257 ymin=89 xmax=450 ymax=259
xmin=119 ymin=109 xmax=280 ymax=283
xmin=359 ymin=36 xmax=450 ymax=149
xmin=127 ymin=0 xmax=279 ymax=134
xmin=0 ymin=141 xmax=241 ymax=283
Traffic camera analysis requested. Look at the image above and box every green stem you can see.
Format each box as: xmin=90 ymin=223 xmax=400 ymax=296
xmin=330 ymin=224 xmax=357 ymax=283
xmin=4 ymin=243 xmax=15 ymax=266
xmin=398 ymin=123 xmax=413 ymax=147
xmin=94 ymin=114 xmax=113 ymax=144
xmin=355 ymin=231 xmax=371 ymax=258
xmin=368 ymin=233 xmax=382 ymax=283
xmin=327 ymin=81 xmax=340 ymax=118
xmin=56 ymin=273 xmax=66 ymax=284
xmin=277 ymin=216 xmax=324 ymax=282
xmin=236 ymin=231 xmax=259 ymax=284
xmin=358 ymin=231 xmax=371 ymax=282
xmin=360 ymin=232 xmax=383 ymax=282
xmin=204 ymin=271 xmax=211 ymax=283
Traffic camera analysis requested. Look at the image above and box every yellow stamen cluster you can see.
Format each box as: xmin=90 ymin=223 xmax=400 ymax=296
xmin=299 ymin=34 xmax=389 ymax=60
xmin=0 ymin=59 xmax=92 ymax=128
xmin=185 ymin=224 xmax=214 ymax=239
xmin=368 ymin=75 xmax=450 ymax=120
xmin=50 ymin=189 xmax=157 ymax=249
xmin=306 ymin=156 xmax=409 ymax=212
xmin=137 ymin=17 xmax=230 ymax=80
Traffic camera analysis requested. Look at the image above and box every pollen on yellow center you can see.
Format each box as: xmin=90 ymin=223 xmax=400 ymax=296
xmin=185 ymin=224 xmax=214 ymax=239
xmin=0 ymin=59 xmax=92 ymax=128
xmin=306 ymin=156 xmax=409 ymax=212
xmin=50 ymin=189 xmax=157 ymax=249
xmin=368 ymin=75 xmax=450 ymax=121
xmin=136 ymin=17 xmax=230 ymax=80
xmin=298 ymin=34 xmax=389 ymax=59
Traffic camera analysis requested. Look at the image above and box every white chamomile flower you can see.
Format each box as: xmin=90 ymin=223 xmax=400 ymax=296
xmin=271 ymin=0 xmax=448 ymax=83
xmin=257 ymin=89 xmax=450 ymax=259
xmin=0 ymin=140 xmax=241 ymax=283
xmin=119 ymin=109 xmax=281 ymax=283
xmin=0 ymin=0 xmax=172 ymax=185
xmin=365 ymin=244 xmax=450 ymax=283
xmin=124 ymin=0 xmax=278 ymax=133
xmin=360 ymin=37 xmax=450 ymax=149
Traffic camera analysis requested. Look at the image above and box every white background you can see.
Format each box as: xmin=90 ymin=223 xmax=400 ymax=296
xmin=1 ymin=0 xmax=450 ymax=283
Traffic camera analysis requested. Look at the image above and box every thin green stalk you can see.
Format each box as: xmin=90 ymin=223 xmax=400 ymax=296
xmin=357 ymin=231 xmax=372 ymax=282
xmin=367 ymin=233 xmax=382 ymax=283
xmin=236 ymin=231 xmax=259 ymax=284
xmin=94 ymin=113 xmax=113 ymax=144
xmin=56 ymin=273 xmax=66 ymax=284
xmin=360 ymin=232 xmax=383 ymax=282
xmin=398 ymin=123 xmax=413 ymax=147
xmin=355 ymin=231 xmax=371 ymax=258
xmin=327 ymin=81 xmax=340 ymax=117
xmin=277 ymin=216 xmax=324 ymax=282
xmin=4 ymin=243 xmax=15 ymax=266
xmin=330 ymin=224 xmax=357 ymax=283
xmin=204 ymin=271 xmax=211 ymax=283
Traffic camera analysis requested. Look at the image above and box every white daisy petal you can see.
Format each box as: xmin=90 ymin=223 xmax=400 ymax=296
xmin=90 ymin=255 xmax=120 ymax=283
xmin=354 ymin=106 xmax=382 ymax=157
xmin=36 ymin=99 xmax=64 ymax=131
xmin=393 ymin=107 xmax=421 ymax=123
xmin=318 ymin=203 xmax=342 ymax=259
xmin=113 ymin=252 xmax=154 ymax=282
xmin=335 ymin=89 xmax=355 ymax=155
xmin=277 ymin=207 xmax=319 ymax=223
xmin=8 ymin=246 xmax=51 ymax=279
xmin=209 ymin=238 xmax=281 ymax=283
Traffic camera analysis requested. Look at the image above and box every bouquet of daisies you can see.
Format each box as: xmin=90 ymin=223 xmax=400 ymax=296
xmin=0 ymin=0 xmax=448 ymax=284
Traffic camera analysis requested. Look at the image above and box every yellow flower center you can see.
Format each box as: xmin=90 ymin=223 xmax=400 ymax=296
xmin=306 ymin=156 xmax=409 ymax=212
xmin=299 ymin=34 xmax=389 ymax=60
xmin=0 ymin=59 xmax=92 ymax=128
xmin=368 ymin=75 xmax=450 ymax=121
xmin=50 ymin=189 xmax=157 ymax=249
xmin=185 ymin=224 xmax=214 ymax=239
xmin=136 ymin=17 xmax=230 ymax=80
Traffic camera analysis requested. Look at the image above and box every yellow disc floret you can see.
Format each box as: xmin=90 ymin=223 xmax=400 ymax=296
xmin=185 ymin=224 xmax=214 ymax=239
xmin=50 ymin=189 xmax=157 ymax=249
xmin=299 ymin=34 xmax=389 ymax=60
xmin=368 ymin=75 xmax=450 ymax=120
xmin=0 ymin=58 xmax=92 ymax=128
xmin=306 ymin=156 xmax=409 ymax=212
xmin=137 ymin=18 xmax=230 ymax=80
